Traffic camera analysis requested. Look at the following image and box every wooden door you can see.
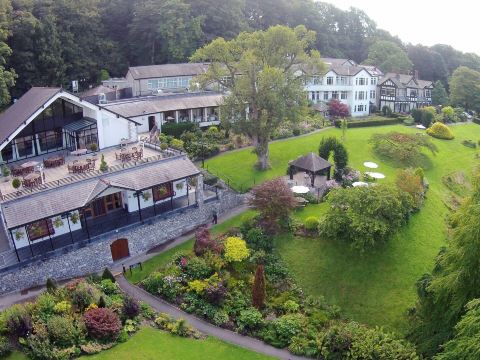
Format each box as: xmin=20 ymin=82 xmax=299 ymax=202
xmin=110 ymin=238 xmax=130 ymax=261
xmin=148 ymin=116 xmax=156 ymax=131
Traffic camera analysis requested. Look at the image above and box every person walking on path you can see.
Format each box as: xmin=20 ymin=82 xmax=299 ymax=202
xmin=212 ymin=209 xmax=218 ymax=224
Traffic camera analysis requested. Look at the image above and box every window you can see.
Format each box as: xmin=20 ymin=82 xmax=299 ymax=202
xmin=26 ymin=219 xmax=54 ymax=241
xmin=341 ymin=91 xmax=348 ymax=100
xmin=357 ymin=105 xmax=364 ymax=112
xmin=339 ymin=76 xmax=348 ymax=85
xmin=326 ymin=76 xmax=334 ymax=85
xmin=153 ymin=182 xmax=173 ymax=202
xmin=356 ymin=77 xmax=366 ymax=86
xmin=332 ymin=91 xmax=339 ymax=99
xmin=409 ymin=90 xmax=417 ymax=97
xmin=425 ymin=89 xmax=431 ymax=97
xmin=382 ymin=88 xmax=395 ymax=97
xmin=312 ymin=76 xmax=322 ymax=85
xmin=323 ymin=91 xmax=329 ymax=100
xmin=371 ymin=78 xmax=377 ymax=85
xmin=358 ymin=91 xmax=366 ymax=100
xmin=370 ymin=90 xmax=376 ymax=99
xmin=310 ymin=92 xmax=315 ymax=101
xmin=316 ymin=91 xmax=320 ymax=100
xmin=148 ymin=76 xmax=192 ymax=90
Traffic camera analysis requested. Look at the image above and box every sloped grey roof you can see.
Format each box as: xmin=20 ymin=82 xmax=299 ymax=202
xmin=1 ymin=156 xmax=199 ymax=228
xmin=380 ymin=73 xmax=433 ymax=89
xmin=321 ymin=58 xmax=355 ymax=66
xmin=128 ymin=63 xmax=209 ymax=80
xmin=103 ymin=92 xmax=223 ymax=118
xmin=80 ymin=85 xmax=115 ymax=98
xmin=0 ymin=87 xmax=62 ymax=144
xmin=289 ymin=152 xmax=332 ymax=173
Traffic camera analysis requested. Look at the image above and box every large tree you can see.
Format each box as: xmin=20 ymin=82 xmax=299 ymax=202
xmin=449 ymin=66 xmax=480 ymax=111
xmin=410 ymin=173 xmax=480 ymax=356
xmin=191 ymin=25 xmax=324 ymax=169
xmin=364 ymin=40 xmax=412 ymax=73
xmin=128 ymin=0 xmax=204 ymax=65
xmin=0 ymin=0 xmax=16 ymax=107
xmin=432 ymin=80 xmax=449 ymax=106
xmin=407 ymin=44 xmax=449 ymax=83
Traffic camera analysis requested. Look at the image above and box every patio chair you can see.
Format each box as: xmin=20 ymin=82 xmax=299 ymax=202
xmin=88 ymin=162 xmax=95 ymax=171
xmin=67 ymin=164 xmax=74 ymax=174
xmin=115 ymin=152 xmax=121 ymax=160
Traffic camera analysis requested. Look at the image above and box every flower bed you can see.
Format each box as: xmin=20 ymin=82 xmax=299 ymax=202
xmin=140 ymin=221 xmax=418 ymax=358
xmin=0 ymin=271 xmax=198 ymax=359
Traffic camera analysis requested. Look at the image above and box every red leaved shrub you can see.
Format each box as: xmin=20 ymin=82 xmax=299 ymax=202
xmin=194 ymin=226 xmax=223 ymax=256
xmin=83 ymin=308 xmax=121 ymax=341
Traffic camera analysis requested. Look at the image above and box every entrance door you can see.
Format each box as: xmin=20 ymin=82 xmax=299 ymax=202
xmin=148 ymin=116 xmax=156 ymax=131
xmin=92 ymin=198 xmax=107 ymax=217
xmin=110 ymin=238 xmax=130 ymax=261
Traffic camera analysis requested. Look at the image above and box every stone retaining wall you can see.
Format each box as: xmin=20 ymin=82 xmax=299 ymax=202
xmin=0 ymin=190 xmax=244 ymax=295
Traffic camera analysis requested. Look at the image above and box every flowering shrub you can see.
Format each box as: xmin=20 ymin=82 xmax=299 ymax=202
xmin=223 ymin=237 xmax=250 ymax=262
xmin=83 ymin=308 xmax=122 ymax=341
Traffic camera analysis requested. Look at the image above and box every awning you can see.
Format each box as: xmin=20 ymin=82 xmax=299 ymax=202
xmin=63 ymin=118 xmax=96 ymax=133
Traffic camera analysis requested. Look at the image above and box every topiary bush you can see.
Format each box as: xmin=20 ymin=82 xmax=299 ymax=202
xmin=122 ymin=296 xmax=140 ymax=320
xmin=304 ymin=216 xmax=320 ymax=232
xmin=83 ymin=308 xmax=121 ymax=341
xmin=426 ymin=122 xmax=454 ymax=140
xmin=102 ymin=268 xmax=116 ymax=283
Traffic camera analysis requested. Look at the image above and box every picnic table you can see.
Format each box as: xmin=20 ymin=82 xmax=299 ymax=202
xmin=71 ymin=149 xmax=88 ymax=156
xmin=23 ymin=172 xmax=41 ymax=188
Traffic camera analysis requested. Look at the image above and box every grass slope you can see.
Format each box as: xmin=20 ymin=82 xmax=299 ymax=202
xmin=82 ymin=327 xmax=274 ymax=360
xmin=206 ymin=124 xmax=480 ymax=333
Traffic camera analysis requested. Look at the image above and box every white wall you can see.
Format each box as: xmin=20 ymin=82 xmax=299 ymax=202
xmin=131 ymin=113 xmax=162 ymax=134
xmin=12 ymin=210 xmax=82 ymax=249
xmin=99 ymin=112 xmax=132 ymax=148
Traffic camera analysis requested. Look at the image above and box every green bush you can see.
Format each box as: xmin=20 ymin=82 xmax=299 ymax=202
xmin=46 ymin=278 xmax=57 ymax=293
xmin=183 ymin=256 xmax=213 ymax=280
xmin=236 ymin=308 xmax=264 ymax=332
xmin=262 ymin=314 xmax=305 ymax=348
xmin=203 ymin=173 xmax=218 ymax=186
xmin=245 ymin=228 xmax=272 ymax=252
xmin=403 ymin=116 xmax=415 ymax=126
xmin=304 ymin=216 xmax=319 ymax=231
xmin=347 ymin=117 xmax=403 ymax=128
xmin=100 ymin=279 xmax=119 ymax=296
xmin=382 ymin=105 xmax=392 ymax=117
xmin=162 ymin=122 xmax=197 ymax=138
xmin=426 ymin=122 xmax=454 ymax=140
xmin=170 ymin=138 xmax=184 ymax=151
xmin=0 ymin=336 xmax=11 ymax=357
xmin=46 ymin=316 xmax=82 ymax=348
xmin=102 ymin=268 xmax=116 ymax=283
xmin=462 ymin=139 xmax=477 ymax=148
xmin=4 ymin=304 xmax=32 ymax=338
xmin=71 ymin=282 xmax=99 ymax=311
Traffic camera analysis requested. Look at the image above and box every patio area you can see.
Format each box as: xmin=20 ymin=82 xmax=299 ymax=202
xmin=0 ymin=143 xmax=169 ymax=199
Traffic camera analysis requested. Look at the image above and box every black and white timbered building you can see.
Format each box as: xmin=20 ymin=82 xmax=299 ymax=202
xmin=378 ymin=72 xmax=433 ymax=113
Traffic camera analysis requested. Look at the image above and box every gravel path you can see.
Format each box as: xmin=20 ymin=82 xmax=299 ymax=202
xmin=117 ymin=276 xmax=308 ymax=360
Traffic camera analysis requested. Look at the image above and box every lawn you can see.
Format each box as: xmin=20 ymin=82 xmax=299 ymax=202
xmin=6 ymin=327 xmax=274 ymax=360
xmin=126 ymin=210 xmax=256 ymax=283
xmin=206 ymin=123 xmax=480 ymax=333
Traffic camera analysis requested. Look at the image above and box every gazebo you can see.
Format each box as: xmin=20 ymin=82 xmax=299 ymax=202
xmin=288 ymin=152 xmax=332 ymax=187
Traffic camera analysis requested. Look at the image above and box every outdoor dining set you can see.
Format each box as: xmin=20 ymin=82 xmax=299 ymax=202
xmin=115 ymin=146 xmax=144 ymax=162
xmin=67 ymin=157 xmax=97 ymax=174
xmin=10 ymin=160 xmax=44 ymax=188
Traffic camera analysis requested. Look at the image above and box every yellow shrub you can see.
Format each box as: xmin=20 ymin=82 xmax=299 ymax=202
xmin=188 ymin=279 xmax=208 ymax=294
xmin=427 ymin=122 xmax=454 ymax=140
xmin=224 ymin=237 xmax=250 ymax=262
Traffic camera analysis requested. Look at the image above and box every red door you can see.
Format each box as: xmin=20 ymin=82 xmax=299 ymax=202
xmin=110 ymin=238 xmax=130 ymax=261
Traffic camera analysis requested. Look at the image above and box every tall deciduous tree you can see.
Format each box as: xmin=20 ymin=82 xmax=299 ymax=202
xmin=0 ymin=0 xmax=16 ymax=107
xmin=432 ymin=80 xmax=449 ymax=106
xmin=192 ymin=25 xmax=324 ymax=169
xmin=407 ymin=44 xmax=449 ymax=83
xmin=449 ymin=66 xmax=480 ymax=111
xmin=129 ymin=0 xmax=204 ymax=65
xmin=364 ymin=40 xmax=412 ymax=73
xmin=410 ymin=173 xmax=480 ymax=356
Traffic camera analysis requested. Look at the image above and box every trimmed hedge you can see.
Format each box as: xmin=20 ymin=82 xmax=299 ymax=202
xmin=473 ymin=117 xmax=480 ymax=125
xmin=162 ymin=122 xmax=197 ymax=138
xmin=334 ymin=117 xmax=403 ymax=128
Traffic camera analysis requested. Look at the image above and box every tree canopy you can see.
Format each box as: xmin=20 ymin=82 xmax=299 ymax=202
xmin=449 ymin=66 xmax=480 ymax=111
xmin=191 ymin=25 xmax=324 ymax=169
xmin=0 ymin=0 xmax=16 ymax=107
xmin=432 ymin=80 xmax=449 ymax=106
xmin=364 ymin=40 xmax=412 ymax=73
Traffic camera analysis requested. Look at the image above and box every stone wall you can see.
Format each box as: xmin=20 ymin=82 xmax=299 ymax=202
xmin=0 ymin=190 xmax=244 ymax=295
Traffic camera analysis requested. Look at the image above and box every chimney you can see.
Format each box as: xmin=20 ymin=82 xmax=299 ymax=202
xmin=396 ymin=73 xmax=400 ymax=80
xmin=414 ymin=70 xmax=419 ymax=80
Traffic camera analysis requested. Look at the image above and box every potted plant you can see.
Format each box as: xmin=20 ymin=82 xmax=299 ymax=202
xmin=30 ymin=224 xmax=43 ymax=238
xmin=157 ymin=186 xmax=168 ymax=197
xmin=175 ymin=182 xmax=184 ymax=191
xmin=70 ymin=212 xmax=79 ymax=224
xmin=12 ymin=178 xmax=21 ymax=190
xmin=142 ymin=191 xmax=151 ymax=201
xmin=99 ymin=154 xmax=108 ymax=172
xmin=15 ymin=230 xmax=24 ymax=241
xmin=53 ymin=217 xmax=64 ymax=228
xmin=89 ymin=143 xmax=98 ymax=154
xmin=2 ymin=166 xmax=10 ymax=182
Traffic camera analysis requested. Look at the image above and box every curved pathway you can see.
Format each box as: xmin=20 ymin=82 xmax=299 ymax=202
xmin=117 ymin=276 xmax=308 ymax=360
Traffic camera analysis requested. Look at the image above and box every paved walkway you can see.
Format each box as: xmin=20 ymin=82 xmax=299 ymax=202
xmin=117 ymin=276 xmax=307 ymax=360
xmin=0 ymin=203 xmax=249 ymax=310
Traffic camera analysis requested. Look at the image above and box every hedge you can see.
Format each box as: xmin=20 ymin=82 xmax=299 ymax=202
xmin=473 ymin=117 xmax=480 ymax=125
xmin=162 ymin=122 xmax=197 ymax=138
xmin=334 ymin=117 xmax=404 ymax=128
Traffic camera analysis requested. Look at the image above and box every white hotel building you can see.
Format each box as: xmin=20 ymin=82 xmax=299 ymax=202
xmin=302 ymin=58 xmax=383 ymax=117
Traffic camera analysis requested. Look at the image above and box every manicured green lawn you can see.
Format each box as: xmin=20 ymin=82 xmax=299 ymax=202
xmin=6 ymin=327 xmax=273 ymax=360
xmin=206 ymin=123 xmax=480 ymax=334
xmin=83 ymin=327 xmax=273 ymax=360
xmin=126 ymin=210 xmax=256 ymax=283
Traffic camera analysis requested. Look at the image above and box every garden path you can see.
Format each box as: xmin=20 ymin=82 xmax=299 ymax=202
xmin=117 ymin=276 xmax=308 ymax=360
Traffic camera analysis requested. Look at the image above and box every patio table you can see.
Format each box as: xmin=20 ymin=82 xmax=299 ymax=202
xmin=23 ymin=172 xmax=41 ymax=188
xmin=44 ymin=155 xmax=64 ymax=168
xmin=72 ymin=160 xmax=89 ymax=173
